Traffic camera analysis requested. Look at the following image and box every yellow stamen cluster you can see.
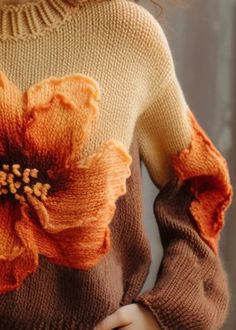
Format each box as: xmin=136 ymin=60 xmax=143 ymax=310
xmin=0 ymin=163 xmax=51 ymax=203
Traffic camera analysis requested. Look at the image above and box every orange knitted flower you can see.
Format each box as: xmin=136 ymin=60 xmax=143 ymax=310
xmin=0 ymin=71 xmax=132 ymax=294
xmin=171 ymin=110 xmax=233 ymax=254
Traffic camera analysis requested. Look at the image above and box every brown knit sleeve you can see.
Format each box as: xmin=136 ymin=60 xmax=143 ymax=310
xmin=133 ymin=177 xmax=230 ymax=330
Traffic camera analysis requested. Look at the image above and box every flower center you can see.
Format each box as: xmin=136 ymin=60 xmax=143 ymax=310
xmin=0 ymin=163 xmax=51 ymax=204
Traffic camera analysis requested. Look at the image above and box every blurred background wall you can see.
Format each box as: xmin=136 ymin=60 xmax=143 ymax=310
xmin=135 ymin=0 xmax=236 ymax=329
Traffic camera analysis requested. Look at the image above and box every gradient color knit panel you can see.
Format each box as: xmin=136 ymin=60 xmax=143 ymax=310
xmin=0 ymin=0 xmax=233 ymax=329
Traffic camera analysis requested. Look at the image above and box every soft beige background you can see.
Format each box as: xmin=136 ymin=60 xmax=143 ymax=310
xmin=136 ymin=0 xmax=236 ymax=329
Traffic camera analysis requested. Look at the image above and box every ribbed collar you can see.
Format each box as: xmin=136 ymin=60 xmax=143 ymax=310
xmin=0 ymin=0 xmax=90 ymax=40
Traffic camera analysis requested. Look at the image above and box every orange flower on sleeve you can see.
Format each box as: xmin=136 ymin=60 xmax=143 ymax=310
xmin=171 ymin=110 xmax=233 ymax=254
xmin=0 ymin=71 xmax=132 ymax=294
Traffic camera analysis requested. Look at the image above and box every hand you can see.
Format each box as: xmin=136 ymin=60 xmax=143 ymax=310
xmin=94 ymin=303 xmax=161 ymax=330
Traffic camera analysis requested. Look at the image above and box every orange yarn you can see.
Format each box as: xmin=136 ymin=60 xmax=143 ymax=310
xmin=171 ymin=110 xmax=233 ymax=254
xmin=0 ymin=71 xmax=132 ymax=294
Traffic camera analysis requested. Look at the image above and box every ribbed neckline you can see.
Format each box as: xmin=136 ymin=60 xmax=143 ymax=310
xmin=0 ymin=0 xmax=93 ymax=41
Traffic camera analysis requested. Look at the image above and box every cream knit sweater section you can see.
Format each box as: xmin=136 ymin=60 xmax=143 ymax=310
xmin=0 ymin=0 xmax=192 ymax=190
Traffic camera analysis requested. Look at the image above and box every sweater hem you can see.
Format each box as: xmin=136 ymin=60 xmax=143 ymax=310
xmin=0 ymin=315 xmax=100 ymax=330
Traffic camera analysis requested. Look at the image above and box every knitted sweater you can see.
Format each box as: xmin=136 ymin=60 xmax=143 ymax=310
xmin=0 ymin=0 xmax=233 ymax=329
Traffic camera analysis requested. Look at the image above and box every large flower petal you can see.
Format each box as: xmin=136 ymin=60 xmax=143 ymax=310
xmin=171 ymin=110 xmax=233 ymax=253
xmin=20 ymin=215 xmax=111 ymax=270
xmin=22 ymin=73 xmax=100 ymax=171
xmin=24 ymin=139 xmax=132 ymax=269
xmin=26 ymin=139 xmax=132 ymax=233
xmin=0 ymin=71 xmax=24 ymax=162
xmin=0 ymin=200 xmax=38 ymax=294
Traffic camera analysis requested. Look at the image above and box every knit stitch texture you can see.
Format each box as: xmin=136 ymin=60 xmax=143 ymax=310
xmin=0 ymin=0 xmax=233 ymax=328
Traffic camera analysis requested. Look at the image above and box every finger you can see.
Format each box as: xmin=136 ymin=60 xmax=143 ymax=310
xmin=95 ymin=307 xmax=133 ymax=330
